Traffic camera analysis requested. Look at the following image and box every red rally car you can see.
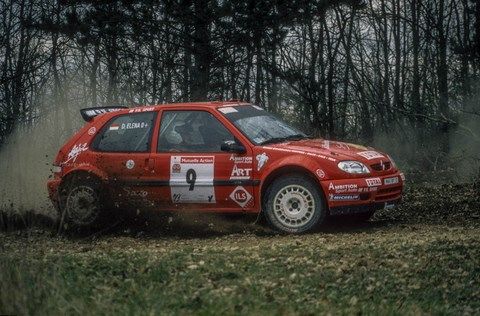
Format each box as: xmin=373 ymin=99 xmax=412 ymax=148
xmin=47 ymin=101 xmax=404 ymax=233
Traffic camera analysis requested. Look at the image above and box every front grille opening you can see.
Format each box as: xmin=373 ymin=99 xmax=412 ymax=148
xmin=370 ymin=161 xmax=391 ymax=171
xmin=377 ymin=185 xmax=402 ymax=194
xmin=359 ymin=193 xmax=370 ymax=200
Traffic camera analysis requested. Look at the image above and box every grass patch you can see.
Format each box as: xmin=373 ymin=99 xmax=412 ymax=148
xmin=1 ymin=225 xmax=479 ymax=315
xmin=1 ymin=183 xmax=479 ymax=314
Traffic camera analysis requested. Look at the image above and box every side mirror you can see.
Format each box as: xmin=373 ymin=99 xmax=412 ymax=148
xmin=221 ymin=140 xmax=246 ymax=154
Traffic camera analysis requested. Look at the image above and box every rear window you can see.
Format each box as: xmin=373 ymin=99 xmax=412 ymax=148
xmin=92 ymin=112 xmax=156 ymax=152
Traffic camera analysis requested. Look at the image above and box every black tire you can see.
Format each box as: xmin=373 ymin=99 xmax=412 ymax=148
xmin=263 ymin=175 xmax=326 ymax=234
xmin=58 ymin=175 xmax=107 ymax=230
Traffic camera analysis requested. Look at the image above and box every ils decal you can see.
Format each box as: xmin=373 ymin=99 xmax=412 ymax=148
xmin=230 ymin=186 xmax=253 ymax=208
xmin=169 ymin=156 xmax=215 ymax=203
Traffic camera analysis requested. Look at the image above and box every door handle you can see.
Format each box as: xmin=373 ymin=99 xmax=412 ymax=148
xmin=145 ymin=158 xmax=155 ymax=171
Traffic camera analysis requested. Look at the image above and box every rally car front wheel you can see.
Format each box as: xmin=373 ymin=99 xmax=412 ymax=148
xmin=264 ymin=175 xmax=326 ymax=234
xmin=58 ymin=176 xmax=107 ymax=230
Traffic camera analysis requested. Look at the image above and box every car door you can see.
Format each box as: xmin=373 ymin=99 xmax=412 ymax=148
xmin=90 ymin=110 xmax=158 ymax=208
xmin=150 ymin=108 xmax=255 ymax=211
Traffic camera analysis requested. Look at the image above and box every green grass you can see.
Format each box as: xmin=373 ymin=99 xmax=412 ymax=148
xmin=1 ymin=224 xmax=479 ymax=315
xmin=1 ymin=183 xmax=479 ymax=315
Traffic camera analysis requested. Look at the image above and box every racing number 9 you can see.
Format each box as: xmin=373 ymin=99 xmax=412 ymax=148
xmin=186 ymin=169 xmax=196 ymax=191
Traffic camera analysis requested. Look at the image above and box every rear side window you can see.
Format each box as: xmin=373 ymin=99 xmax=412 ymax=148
xmin=93 ymin=112 xmax=156 ymax=152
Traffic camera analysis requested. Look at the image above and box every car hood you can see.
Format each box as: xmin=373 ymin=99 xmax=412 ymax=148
xmin=262 ymin=138 xmax=388 ymax=163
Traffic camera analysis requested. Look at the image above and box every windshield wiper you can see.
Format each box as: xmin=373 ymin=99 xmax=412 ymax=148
xmin=259 ymin=134 xmax=309 ymax=145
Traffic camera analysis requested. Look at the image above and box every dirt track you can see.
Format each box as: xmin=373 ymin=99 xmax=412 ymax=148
xmin=1 ymin=183 xmax=479 ymax=314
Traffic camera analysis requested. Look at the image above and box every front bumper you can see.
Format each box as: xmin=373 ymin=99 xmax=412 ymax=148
xmin=320 ymin=172 xmax=404 ymax=215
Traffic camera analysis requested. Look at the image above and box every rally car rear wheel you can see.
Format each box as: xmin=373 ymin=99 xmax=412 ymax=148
xmin=58 ymin=177 xmax=106 ymax=230
xmin=264 ymin=175 xmax=326 ymax=233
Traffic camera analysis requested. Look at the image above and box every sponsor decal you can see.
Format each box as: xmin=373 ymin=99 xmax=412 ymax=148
xmin=384 ymin=176 xmax=399 ymax=185
xmin=180 ymin=157 xmax=214 ymax=164
xmin=357 ymin=151 xmax=385 ymax=160
xmin=256 ymin=152 xmax=269 ymax=171
xmin=229 ymin=186 xmax=253 ymax=208
xmin=365 ymin=177 xmax=382 ymax=187
xmin=109 ymin=124 xmax=120 ymax=131
xmin=334 ymin=142 xmax=350 ymax=150
xmin=65 ymin=143 xmax=88 ymax=163
xmin=84 ymin=108 xmax=124 ymax=117
xmin=218 ymin=107 xmax=238 ymax=114
xmin=120 ymin=122 xmax=148 ymax=130
xmin=123 ymin=188 xmax=148 ymax=197
xmin=400 ymin=173 xmax=406 ymax=181
xmin=321 ymin=140 xmax=330 ymax=149
xmin=230 ymin=164 xmax=252 ymax=180
xmin=88 ymin=127 xmax=96 ymax=135
xmin=128 ymin=107 xmax=155 ymax=113
xmin=357 ymin=187 xmax=378 ymax=193
xmin=262 ymin=146 xmax=337 ymax=162
xmin=126 ymin=159 xmax=135 ymax=169
xmin=170 ymin=156 xmax=215 ymax=203
xmin=172 ymin=163 xmax=181 ymax=173
xmin=328 ymin=183 xmax=358 ymax=192
xmin=329 ymin=194 xmax=360 ymax=201
xmin=315 ymin=169 xmax=325 ymax=178
xmin=229 ymin=155 xmax=253 ymax=163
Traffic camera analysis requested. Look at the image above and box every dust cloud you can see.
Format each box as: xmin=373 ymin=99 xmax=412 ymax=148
xmin=0 ymin=106 xmax=83 ymax=217
xmin=448 ymin=86 xmax=480 ymax=181
xmin=372 ymin=86 xmax=480 ymax=183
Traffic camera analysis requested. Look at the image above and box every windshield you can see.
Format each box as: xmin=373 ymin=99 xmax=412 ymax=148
xmin=218 ymin=105 xmax=308 ymax=145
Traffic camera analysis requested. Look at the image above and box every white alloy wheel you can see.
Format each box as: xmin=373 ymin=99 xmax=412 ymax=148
xmin=273 ymin=184 xmax=315 ymax=228
xmin=264 ymin=175 xmax=326 ymax=234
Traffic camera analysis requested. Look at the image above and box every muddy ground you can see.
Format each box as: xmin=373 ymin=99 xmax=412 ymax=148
xmin=0 ymin=183 xmax=479 ymax=314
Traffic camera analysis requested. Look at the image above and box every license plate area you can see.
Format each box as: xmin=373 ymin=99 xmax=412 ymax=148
xmin=384 ymin=177 xmax=399 ymax=185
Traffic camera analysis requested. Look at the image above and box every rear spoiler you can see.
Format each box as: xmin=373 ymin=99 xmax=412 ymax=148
xmin=80 ymin=106 xmax=128 ymax=122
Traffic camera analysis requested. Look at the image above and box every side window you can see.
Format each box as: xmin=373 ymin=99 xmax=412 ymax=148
xmin=93 ymin=112 xmax=156 ymax=152
xmin=158 ymin=110 xmax=235 ymax=152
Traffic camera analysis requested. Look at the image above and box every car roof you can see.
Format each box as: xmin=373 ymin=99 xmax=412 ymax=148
xmin=139 ymin=100 xmax=250 ymax=110
xmin=91 ymin=101 xmax=252 ymax=122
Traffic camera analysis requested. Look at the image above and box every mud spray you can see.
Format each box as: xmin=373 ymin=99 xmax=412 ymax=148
xmin=0 ymin=104 xmax=83 ymax=219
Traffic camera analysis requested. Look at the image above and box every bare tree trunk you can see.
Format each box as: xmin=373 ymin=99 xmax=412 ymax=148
xmin=191 ymin=0 xmax=211 ymax=101
xmin=437 ymin=0 xmax=450 ymax=154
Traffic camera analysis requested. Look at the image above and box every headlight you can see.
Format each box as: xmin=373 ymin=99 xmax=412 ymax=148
xmin=337 ymin=161 xmax=370 ymax=174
